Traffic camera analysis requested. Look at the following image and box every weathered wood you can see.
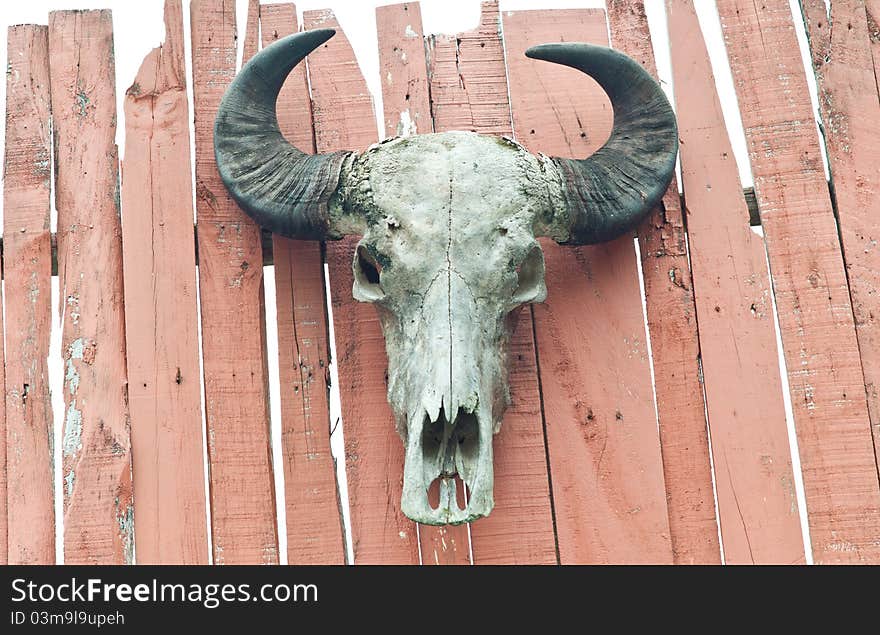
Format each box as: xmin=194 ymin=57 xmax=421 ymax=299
xmin=800 ymin=0 xmax=880 ymax=522
xmin=504 ymin=7 xmax=672 ymax=564
xmin=303 ymin=8 xmax=419 ymax=565
xmin=190 ymin=0 xmax=278 ymax=565
xmin=606 ymin=0 xmax=720 ymax=565
xmin=3 ymin=24 xmax=53 ymax=565
xmin=377 ymin=1 xmax=472 ymax=566
xmin=720 ymin=0 xmax=880 ymax=563
xmin=667 ymin=0 xmax=805 ymax=564
xmin=121 ymin=0 xmax=208 ymax=565
xmin=49 ymin=9 xmax=133 ymax=564
xmin=260 ymin=1 xmax=346 ymax=565
xmin=377 ymin=2 xmax=432 ymax=138
xmin=426 ymin=0 xmax=557 ymax=565
xmin=867 ymin=1 xmax=880 ymax=98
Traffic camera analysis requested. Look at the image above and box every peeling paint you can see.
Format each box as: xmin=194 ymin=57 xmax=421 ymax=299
xmin=396 ymin=109 xmax=417 ymax=137
xmin=64 ymin=470 xmax=75 ymax=498
xmin=62 ymin=399 xmax=83 ymax=457
xmin=115 ymin=497 xmax=135 ymax=564
xmin=404 ymin=24 xmax=418 ymax=38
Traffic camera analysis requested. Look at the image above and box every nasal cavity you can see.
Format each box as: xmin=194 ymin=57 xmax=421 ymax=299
xmin=428 ymin=475 xmax=467 ymax=511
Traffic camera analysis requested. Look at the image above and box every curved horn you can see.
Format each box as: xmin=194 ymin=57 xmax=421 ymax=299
xmin=214 ymin=29 xmax=352 ymax=240
xmin=525 ymin=43 xmax=678 ymax=245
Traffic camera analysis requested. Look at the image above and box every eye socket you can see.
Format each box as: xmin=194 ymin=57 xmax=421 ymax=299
xmin=358 ymin=247 xmax=381 ymax=284
xmin=353 ymin=244 xmax=385 ymax=302
xmin=512 ymin=246 xmax=546 ymax=305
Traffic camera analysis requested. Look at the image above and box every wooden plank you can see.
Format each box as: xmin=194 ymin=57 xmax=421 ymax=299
xmin=867 ymin=1 xmax=880 ymax=98
xmin=503 ymin=7 xmax=673 ymax=564
xmin=800 ymin=0 xmax=880 ymax=525
xmin=426 ymin=0 xmax=557 ymax=565
xmin=120 ymin=0 xmax=208 ymax=564
xmin=260 ymin=2 xmax=346 ymax=565
xmin=377 ymin=2 xmax=432 ymax=138
xmin=666 ymin=0 xmax=804 ymax=564
xmin=190 ymin=0 xmax=278 ymax=565
xmin=3 ymin=24 xmax=53 ymax=565
xmin=719 ymin=0 xmax=880 ymax=563
xmin=303 ymin=8 xmax=419 ymax=565
xmin=606 ymin=0 xmax=720 ymax=565
xmin=377 ymin=1 xmax=472 ymax=566
xmin=48 ymin=9 xmax=133 ymax=564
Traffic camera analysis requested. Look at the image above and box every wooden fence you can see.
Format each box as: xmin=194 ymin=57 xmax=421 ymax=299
xmin=2 ymin=0 xmax=880 ymax=564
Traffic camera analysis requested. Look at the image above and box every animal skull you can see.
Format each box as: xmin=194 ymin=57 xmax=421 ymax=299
xmin=214 ymin=29 xmax=678 ymax=525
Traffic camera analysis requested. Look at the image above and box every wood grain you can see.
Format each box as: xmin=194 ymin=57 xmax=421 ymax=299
xmin=720 ymin=0 xmax=880 ymax=563
xmin=800 ymin=0 xmax=880 ymax=506
xmin=503 ymin=7 xmax=673 ymax=564
xmin=4 ymin=24 xmax=54 ymax=565
xmin=121 ymin=0 xmax=208 ymax=564
xmin=606 ymin=0 xmax=720 ymax=564
xmin=260 ymin=1 xmax=346 ymax=565
xmin=49 ymin=9 xmax=133 ymax=564
xmin=667 ymin=0 xmax=805 ymax=564
xmin=303 ymin=8 xmax=419 ymax=565
xmin=190 ymin=0 xmax=278 ymax=565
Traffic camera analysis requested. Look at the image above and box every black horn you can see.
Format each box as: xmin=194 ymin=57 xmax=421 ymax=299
xmin=214 ymin=29 xmax=352 ymax=240
xmin=526 ymin=43 xmax=678 ymax=245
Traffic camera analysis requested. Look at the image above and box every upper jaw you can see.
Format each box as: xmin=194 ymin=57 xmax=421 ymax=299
xmin=400 ymin=405 xmax=495 ymax=525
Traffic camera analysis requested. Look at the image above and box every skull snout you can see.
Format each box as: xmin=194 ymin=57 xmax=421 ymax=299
xmin=402 ymin=403 xmax=494 ymax=525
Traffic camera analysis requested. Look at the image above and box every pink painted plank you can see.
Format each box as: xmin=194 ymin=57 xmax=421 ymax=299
xmin=303 ymin=8 xmax=420 ymax=565
xmin=426 ymin=0 xmax=557 ymax=565
xmin=376 ymin=1 xmax=472 ymax=566
xmin=377 ymin=2 xmax=432 ymax=138
xmin=666 ymin=0 xmax=805 ymax=564
xmin=121 ymin=0 xmax=208 ymax=564
xmin=720 ymin=0 xmax=880 ymax=563
xmin=867 ymin=2 xmax=880 ymax=98
xmin=802 ymin=0 xmax=880 ymax=474
xmin=503 ymin=7 xmax=673 ymax=564
xmin=3 ymin=24 xmax=53 ymax=565
xmin=49 ymin=9 xmax=134 ymax=564
xmin=190 ymin=0 xmax=279 ymax=565
xmin=260 ymin=1 xmax=346 ymax=565
xmin=606 ymin=0 xmax=720 ymax=564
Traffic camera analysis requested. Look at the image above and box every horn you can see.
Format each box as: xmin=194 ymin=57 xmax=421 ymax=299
xmin=525 ymin=43 xmax=678 ymax=245
xmin=214 ymin=29 xmax=352 ymax=240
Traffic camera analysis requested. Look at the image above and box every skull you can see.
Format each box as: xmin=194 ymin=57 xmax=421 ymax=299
xmin=214 ymin=29 xmax=678 ymax=525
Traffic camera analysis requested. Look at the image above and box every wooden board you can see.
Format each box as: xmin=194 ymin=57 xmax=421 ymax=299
xmin=377 ymin=3 xmax=432 ymax=138
xmin=719 ymin=0 xmax=880 ymax=563
xmin=3 ymin=24 xmax=53 ymax=565
xmin=377 ymin=1 xmax=472 ymax=566
xmin=867 ymin=1 xmax=880 ymax=98
xmin=667 ymin=0 xmax=805 ymax=564
xmin=503 ymin=7 xmax=673 ymax=564
xmin=303 ymin=8 xmax=420 ymax=565
xmin=48 ymin=9 xmax=133 ymax=564
xmin=190 ymin=0 xmax=279 ymax=565
xmin=425 ymin=0 xmax=557 ymax=565
xmin=260 ymin=1 xmax=346 ymax=565
xmin=606 ymin=0 xmax=720 ymax=564
xmin=799 ymin=0 xmax=880 ymax=512
xmin=120 ymin=0 xmax=208 ymax=565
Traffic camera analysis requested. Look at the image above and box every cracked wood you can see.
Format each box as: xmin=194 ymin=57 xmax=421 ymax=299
xmin=49 ymin=9 xmax=134 ymax=564
xmin=121 ymin=0 xmax=208 ymax=564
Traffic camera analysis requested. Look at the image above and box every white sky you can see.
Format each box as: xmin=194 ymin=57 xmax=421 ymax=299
xmin=0 ymin=0 xmax=826 ymax=563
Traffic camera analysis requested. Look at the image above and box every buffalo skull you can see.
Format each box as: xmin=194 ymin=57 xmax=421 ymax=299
xmin=214 ymin=29 xmax=677 ymax=525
